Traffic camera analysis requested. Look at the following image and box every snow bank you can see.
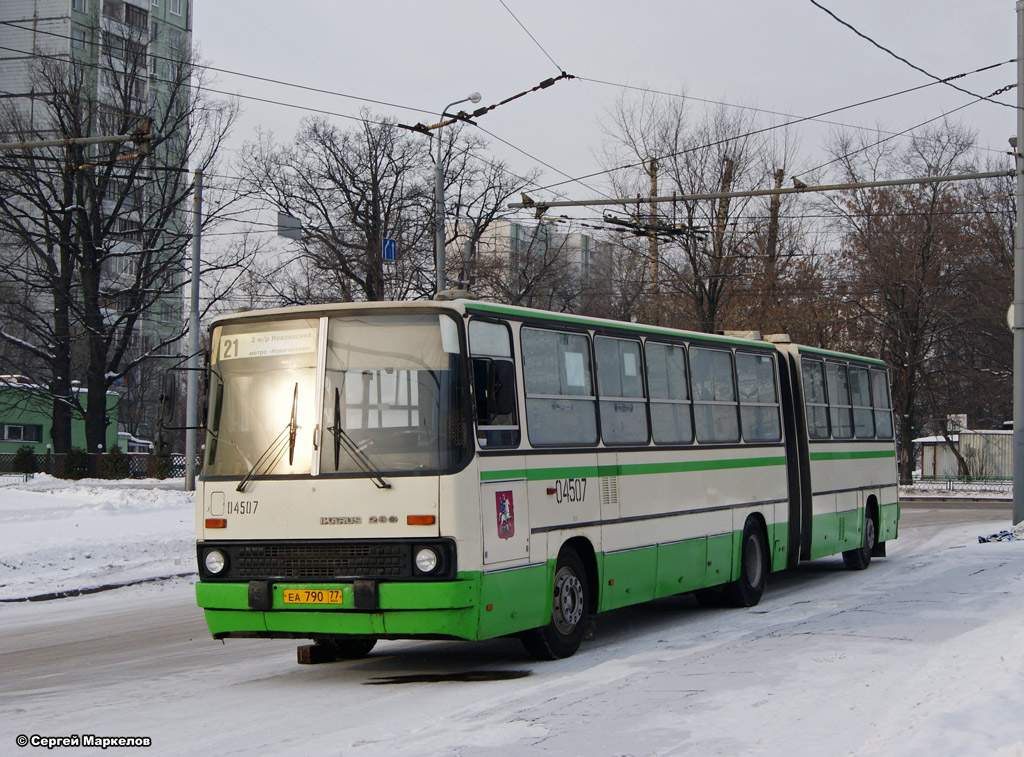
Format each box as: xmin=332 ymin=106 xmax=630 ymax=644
xmin=0 ymin=474 xmax=194 ymax=601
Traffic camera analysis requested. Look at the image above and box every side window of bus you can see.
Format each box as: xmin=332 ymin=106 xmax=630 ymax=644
xmin=826 ymin=362 xmax=854 ymax=439
xmin=690 ymin=346 xmax=739 ymax=443
xmin=736 ymin=352 xmax=781 ymax=442
xmin=645 ymin=341 xmax=693 ymax=444
xmin=849 ymin=366 xmax=875 ymax=438
xmin=469 ymin=320 xmax=520 ymax=448
xmin=801 ymin=358 xmax=830 ymax=439
xmin=521 ymin=327 xmax=597 ymax=446
xmin=595 ymin=336 xmax=648 ymax=445
xmin=869 ymin=368 xmax=894 ymax=439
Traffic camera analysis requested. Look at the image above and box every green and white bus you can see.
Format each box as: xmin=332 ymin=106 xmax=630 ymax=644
xmin=195 ymin=300 xmax=899 ymax=660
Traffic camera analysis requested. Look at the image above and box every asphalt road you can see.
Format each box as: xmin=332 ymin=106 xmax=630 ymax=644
xmin=0 ymin=501 xmax=1010 ymax=700
xmin=0 ymin=501 xmax=1015 ymax=755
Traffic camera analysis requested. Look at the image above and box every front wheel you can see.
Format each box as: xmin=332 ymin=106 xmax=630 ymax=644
xmin=521 ymin=549 xmax=589 ymax=660
xmin=722 ymin=519 xmax=769 ymax=608
xmin=843 ymin=510 xmax=877 ymax=570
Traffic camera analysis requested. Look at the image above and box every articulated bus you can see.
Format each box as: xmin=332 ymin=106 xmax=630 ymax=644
xmin=195 ymin=300 xmax=899 ymax=660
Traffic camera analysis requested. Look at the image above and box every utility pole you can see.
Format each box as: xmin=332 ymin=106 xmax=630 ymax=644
xmin=1014 ymin=1 xmax=1024 ymax=524
xmin=648 ymin=158 xmax=659 ymax=324
xmin=184 ymin=169 xmax=202 ymax=492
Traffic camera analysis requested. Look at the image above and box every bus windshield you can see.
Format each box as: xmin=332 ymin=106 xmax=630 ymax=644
xmin=205 ymin=312 xmax=469 ymax=479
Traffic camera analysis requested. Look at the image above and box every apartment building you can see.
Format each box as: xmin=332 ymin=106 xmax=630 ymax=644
xmin=0 ymin=0 xmax=192 ymax=442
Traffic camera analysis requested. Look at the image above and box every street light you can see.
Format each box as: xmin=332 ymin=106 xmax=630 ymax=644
xmin=435 ymin=91 xmax=481 ymax=297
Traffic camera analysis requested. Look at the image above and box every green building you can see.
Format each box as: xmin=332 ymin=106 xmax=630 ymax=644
xmin=0 ymin=381 xmax=119 ymax=454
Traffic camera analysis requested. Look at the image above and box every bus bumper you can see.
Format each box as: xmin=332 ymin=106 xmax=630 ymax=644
xmin=195 ymin=576 xmax=482 ymax=641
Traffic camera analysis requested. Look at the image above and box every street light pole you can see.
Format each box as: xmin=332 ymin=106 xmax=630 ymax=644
xmin=1013 ymin=1 xmax=1024 ymax=524
xmin=434 ymin=92 xmax=481 ymax=297
xmin=184 ymin=169 xmax=202 ymax=492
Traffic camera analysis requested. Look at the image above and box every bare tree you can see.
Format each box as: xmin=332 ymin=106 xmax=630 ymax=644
xmin=440 ymin=128 xmax=540 ymax=291
xmin=243 ymin=113 xmax=432 ymax=303
xmin=471 ymin=219 xmax=592 ymax=312
xmin=243 ymin=114 xmax=540 ymax=305
xmin=598 ymin=91 xmax=810 ymax=333
xmin=0 ymin=36 xmax=237 ymax=451
xmin=825 ymin=123 xmax=1010 ymax=482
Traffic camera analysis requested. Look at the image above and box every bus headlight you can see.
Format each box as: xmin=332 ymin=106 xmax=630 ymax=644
xmin=204 ymin=549 xmax=227 ymax=575
xmin=415 ymin=547 xmax=439 ymax=574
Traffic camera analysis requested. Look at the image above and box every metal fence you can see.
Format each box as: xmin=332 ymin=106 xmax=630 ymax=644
xmin=0 ymin=451 xmax=193 ymax=479
xmin=907 ymin=476 xmax=1012 ymax=495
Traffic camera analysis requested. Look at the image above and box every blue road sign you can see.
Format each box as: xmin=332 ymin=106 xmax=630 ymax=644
xmin=382 ymin=238 xmax=397 ymax=262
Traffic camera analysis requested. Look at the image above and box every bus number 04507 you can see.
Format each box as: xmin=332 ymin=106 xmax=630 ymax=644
xmin=554 ymin=478 xmax=587 ymax=504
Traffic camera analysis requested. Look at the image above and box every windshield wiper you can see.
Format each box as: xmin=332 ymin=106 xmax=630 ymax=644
xmin=288 ymin=383 xmax=298 ymax=465
xmin=328 ymin=387 xmax=391 ymax=489
xmin=236 ymin=382 xmax=299 ymax=493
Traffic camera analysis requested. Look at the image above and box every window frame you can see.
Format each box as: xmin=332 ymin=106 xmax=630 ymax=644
xmin=735 ymin=350 xmax=782 ymax=443
xmin=520 ymin=325 xmax=598 ymax=448
xmin=825 ymin=361 xmax=855 ymax=440
xmin=594 ymin=334 xmax=649 ymax=446
xmin=801 ymin=356 xmax=831 ymax=440
xmin=689 ymin=345 xmax=740 ymax=444
xmin=869 ymin=367 xmax=894 ymax=440
xmin=468 ymin=318 xmax=521 ymax=449
xmin=3 ymin=424 xmax=41 ymax=442
xmin=644 ymin=339 xmax=694 ymax=446
xmin=848 ymin=365 xmax=875 ymax=439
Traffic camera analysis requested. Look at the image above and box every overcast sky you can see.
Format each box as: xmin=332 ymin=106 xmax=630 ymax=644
xmin=193 ymin=0 xmax=1017 ymax=219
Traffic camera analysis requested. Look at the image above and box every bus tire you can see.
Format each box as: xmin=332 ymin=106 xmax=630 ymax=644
xmin=723 ymin=518 xmax=769 ymax=608
xmin=317 ymin=637 xmax=377 ymax=659
xmin=521 ymin=549 xmax=589 ymax=660
xmin=842 ymin=508 xmax=877 ymax=571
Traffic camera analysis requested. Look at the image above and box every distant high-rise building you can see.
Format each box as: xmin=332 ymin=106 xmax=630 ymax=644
xmin=1 ymin=1 xmax=191 ymax=119
xmin=0 ymin=0 xmax=194 ymax=443
xmin=463 ymin=219 xmax=613 ymax=313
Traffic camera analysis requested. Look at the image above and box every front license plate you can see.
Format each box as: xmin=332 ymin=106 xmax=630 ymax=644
xmin=282 ymin=589 xmax=343 ymax=605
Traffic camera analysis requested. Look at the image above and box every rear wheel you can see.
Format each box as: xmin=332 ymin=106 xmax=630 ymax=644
xmin=722 ymin=518 xmax=769 ymax=608
xmin=843 ymin=509 xmax=877 ymax=570
xmin=521 ymin=549 xmax=589 ymax=660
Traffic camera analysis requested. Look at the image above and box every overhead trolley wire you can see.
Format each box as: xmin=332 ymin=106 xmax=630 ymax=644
xmin=497 ymin=0 xmax=565 ymax=73
xmin=808 ymin=0 xmax=1017 ymax=110
xmin=537 ymin=63 xmax=1016 ymax=193
xmin=0 ymin=50 xmax=587 ymax=212
xmin=797 ymin=97 xmax=988 ymax=180
xmin=579 ymin=63 xmax=1014 ymax=157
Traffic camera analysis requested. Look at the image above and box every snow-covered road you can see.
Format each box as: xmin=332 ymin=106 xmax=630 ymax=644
xmin=1 ymin=479 xmax=1022 ymax=756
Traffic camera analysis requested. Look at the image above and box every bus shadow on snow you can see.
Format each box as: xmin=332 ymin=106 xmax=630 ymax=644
xmin=364 ymin=669 xmax=533 ymax=685
xmin=319 ymin=556 xmax=876 ymax=683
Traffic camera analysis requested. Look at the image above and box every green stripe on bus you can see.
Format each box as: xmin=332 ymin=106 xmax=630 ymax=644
xmin=464 ymin=301 xmax=762 ymax=347
xmin=480 ymin=469 xmax=529 ymax=481
xmin=480 ymin=455 xmax=786 ymax=482
xmin=612 ymin=456 xmax=786 ymax=476
xmin=810 ymin=450 xmax=896 ymax=461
